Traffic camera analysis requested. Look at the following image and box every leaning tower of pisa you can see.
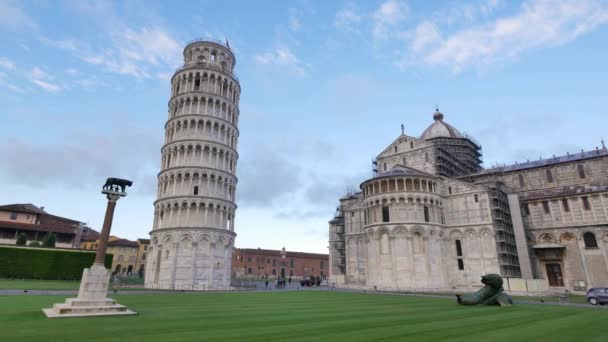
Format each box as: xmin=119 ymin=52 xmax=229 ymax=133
xmin=145 ymin=40 xmax=240 ymax=290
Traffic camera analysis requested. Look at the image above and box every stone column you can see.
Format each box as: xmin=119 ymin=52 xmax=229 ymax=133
xmin=94 ymin=194 xmax=120 ymax=266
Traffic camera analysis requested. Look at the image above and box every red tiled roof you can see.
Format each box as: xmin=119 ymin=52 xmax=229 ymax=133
xmin=0 ymin=203 xmax=47 ymax=215
xmin=0 ymin=220 xmax=77 ymax=235
xmin=137 ymin=238 xmax=150 ymax=244
xmin=80 ymin=227 xmax=101 ymax=242
xmin=107 ymin=239 xmax=138 ymax=248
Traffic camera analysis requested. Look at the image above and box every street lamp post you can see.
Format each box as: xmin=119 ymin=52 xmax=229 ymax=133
xmin=43 ymin=178 xmax=136 ymax=318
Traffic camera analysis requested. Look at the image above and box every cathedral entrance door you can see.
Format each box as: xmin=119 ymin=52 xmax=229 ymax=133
xmin=546 ymin=263 xmax=564 ymax=287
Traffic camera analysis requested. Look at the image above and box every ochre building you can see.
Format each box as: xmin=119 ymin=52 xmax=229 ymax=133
xmin=329 ymin=110 xmax=608 ymax=293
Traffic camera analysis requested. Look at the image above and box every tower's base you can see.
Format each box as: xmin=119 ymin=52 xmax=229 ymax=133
xmin=43 ymin=265 xmax=137 ymax=318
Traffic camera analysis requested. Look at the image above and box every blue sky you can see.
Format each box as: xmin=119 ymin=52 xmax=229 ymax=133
xmin=1 ymin=0 xmax=607 ymax=253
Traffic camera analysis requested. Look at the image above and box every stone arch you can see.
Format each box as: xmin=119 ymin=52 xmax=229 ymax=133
xmin=539 ymin=232 xmax=556 ymax=243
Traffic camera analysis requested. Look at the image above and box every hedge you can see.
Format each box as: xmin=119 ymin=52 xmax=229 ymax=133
xmin=0 ymin=246 xmax=113 ymax=280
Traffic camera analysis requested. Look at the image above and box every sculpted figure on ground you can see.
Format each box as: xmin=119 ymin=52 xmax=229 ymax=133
xmin=456 ymin=274 xmax=513 ymax=306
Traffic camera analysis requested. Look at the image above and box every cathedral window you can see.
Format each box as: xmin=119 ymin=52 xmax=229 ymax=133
xmin=448 ymin=187 xmax=452 ymax=195
xmin=457 ymin=259 xmax=465 ymax=271
xmin=410 ymin=141 xmax=413 ymax=149
xmin=364 ymin=210 xmax=367 ymax=224
xmin=424 ymin=206 xmax=430 ymax=222
xmin=546 ymin=169 xmax=553 ymax=183
xmin=383 ymin=163 xmax=387 ymax=171
xmin=474 ymin=194 xmax=479 ymax=203
xmin=582 ymin=197 xmax=591 ymax=210
xmin=562 ymin=199 xmax=570 ymax=212
xmin=583 ymin=232 xmax=598 ymax=248
xmin=518 ymin=174 xmax=525 ymax=187
xmin=394 ymin=146 xmax=397 ymax=153
xmin=542 ymin=201 xmax=550 ymax=214
xmin=578 ymin=164 xmax=586 ymax=179
xmin=382 ymin=206 xmax=390 ymax=222
xmin=193 ymin=186 xmax=199 ymax=195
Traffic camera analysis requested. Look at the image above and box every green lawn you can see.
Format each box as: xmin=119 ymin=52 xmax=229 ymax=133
xmin=2 ymin=291 xmax=607 ymax=341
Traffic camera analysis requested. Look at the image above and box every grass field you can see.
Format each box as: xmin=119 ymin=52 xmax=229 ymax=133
xmin=2 ymin=291 xmax=607 ymax=342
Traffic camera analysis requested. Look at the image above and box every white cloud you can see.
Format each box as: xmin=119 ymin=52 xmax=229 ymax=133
xmin=402 ymin=0 xmax=608 ymax=72
xmin=409 ymin=21 xmax=441 ymax=53
xmin=40 ymin=26 xmax=181 ymax=79
xmin=28 ymin=66 xmax=48 ymax=80
xmin=0 ymin=1 xmax=36 ymax=30
xmin=27 ymin=66 xmax=62 ymax=93
xmin=432 ymin=0 xmax=505 ymax=25
xmin=255 ymin=46 xmax=309 ymax=76
xmin=0 ymin=72 xmax=24 ymax=93
xmin=32 ymin=79 xmax=61 ymax=93
xmin=288 ymin=8 xmax=302 ymax=32
xmin=373 ymin=0 xmax=409 ymax=39
xmin=0 ymin=57 xmax=15 ymax=70
xmin=335 ymin=3 xmax=362 ymax=32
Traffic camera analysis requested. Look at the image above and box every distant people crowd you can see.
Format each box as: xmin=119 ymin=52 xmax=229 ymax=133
xmin=263 ymin=275 xmax=292 ymax=289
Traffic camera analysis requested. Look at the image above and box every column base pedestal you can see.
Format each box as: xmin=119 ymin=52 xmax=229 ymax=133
xmin=43 ymin=265 xmax=137 ymax=318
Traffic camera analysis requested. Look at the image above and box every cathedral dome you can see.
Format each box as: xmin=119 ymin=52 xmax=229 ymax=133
xmin=420 ymin=109 xmax=464 ymax=140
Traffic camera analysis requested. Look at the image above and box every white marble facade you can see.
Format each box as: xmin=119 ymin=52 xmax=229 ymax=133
xmin=145 ymin=40 xmax=240 ymax=290
xmin=330 ymin=166 xmax=501 ymax=291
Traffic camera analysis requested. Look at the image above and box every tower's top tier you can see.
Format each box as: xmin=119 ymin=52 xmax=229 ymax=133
xmin=182 ymin=39 xmax=236 ymax=74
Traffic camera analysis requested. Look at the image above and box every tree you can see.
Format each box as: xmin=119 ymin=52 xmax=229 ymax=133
xmin=16 ymin=232 xmax=27 ymax=246
xmin=29 ymin=241 xmax=41 ymax=247
xmin=42 ymin=233 xmax=56 ymax=248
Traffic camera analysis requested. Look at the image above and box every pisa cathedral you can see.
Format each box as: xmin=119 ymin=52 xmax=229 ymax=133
xmin=145 ymin=40 xmax=240 ymax=290
xmin=329 ymin=110 xmax=608 ymax=293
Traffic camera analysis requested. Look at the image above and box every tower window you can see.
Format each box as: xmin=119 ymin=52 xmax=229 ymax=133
xmin=583 ymin=232 xmax=598 ymax=248
xmin=410 ymin=141 xmax=413 ymax=149
xmin=382 ymin=206 xmax=390 ymax=223
xmin=474 ymin=194 xmax=479 ymax=203
xmin=394 ymin=146 xmax=397 ymax=153
xmin=562 ymin=199 xmax=570 ymax=212
xmin=518 ymin=174 xmax=525 ymax=187
xmin=193 ymin=186 xmax=199 ymax=195
xmin=455 ymin=240 xmax=463 ymax=257
xmin=546 ymin=169 xmax=553 ymax=183
xmin=448 ymin=187 xmax=452 ymax=195
xmin=424 ymin=206 xmax=430 ymax=222
xmin=582 ymin=197 xmax=591 ymax=210
xmin=457 ymin=259 xmax=464 ymax=270
xmin=542 ymin=201 xmax=550 ymax=214
xmin=578 ymin=164 xmax=586 ymax=179
xmin=383 ymin=163 xmax=387 ymax=171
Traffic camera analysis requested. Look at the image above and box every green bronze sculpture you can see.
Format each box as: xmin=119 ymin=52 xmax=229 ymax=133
xmin=456 ymin=274 xmax=513 ymax=306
